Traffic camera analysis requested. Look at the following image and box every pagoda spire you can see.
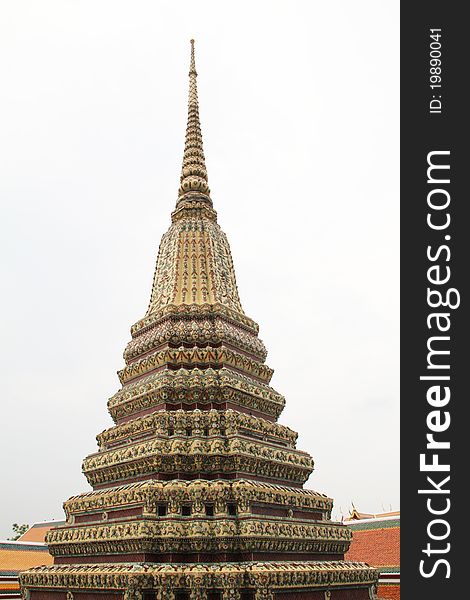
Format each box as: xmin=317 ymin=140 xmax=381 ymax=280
xmin=177 ymin=39 xmax=211 ymax=204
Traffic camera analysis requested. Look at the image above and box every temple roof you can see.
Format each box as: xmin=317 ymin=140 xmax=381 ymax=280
xmin=0 ymin=524 xmax=61 ymax=596
xmin=345 ymin=515 xmax=400 ymax=573
xmin=0 ymin=540 xmax=52 ymax=575
xmin=17 ymin=521 xmax=65 ymax=543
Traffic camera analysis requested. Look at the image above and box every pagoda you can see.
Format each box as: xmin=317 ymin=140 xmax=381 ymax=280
xmin=21 ymin=41 xmax=378 ymax=600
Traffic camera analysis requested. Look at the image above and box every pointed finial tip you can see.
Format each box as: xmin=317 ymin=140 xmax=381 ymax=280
xmin=189 ymin=39 xmax=197 ymax=76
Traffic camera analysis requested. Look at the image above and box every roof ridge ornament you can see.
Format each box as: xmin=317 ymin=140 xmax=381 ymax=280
xmin=177 ymin=39 xmax=211 ymax=205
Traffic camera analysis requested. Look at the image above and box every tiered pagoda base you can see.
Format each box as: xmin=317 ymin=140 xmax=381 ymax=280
xmin=21 ymin=562 xmax=378 ymax=600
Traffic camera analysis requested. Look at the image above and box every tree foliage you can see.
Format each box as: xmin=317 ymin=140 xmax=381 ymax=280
xmin=9 ymin=523 xmax=29 ymax=540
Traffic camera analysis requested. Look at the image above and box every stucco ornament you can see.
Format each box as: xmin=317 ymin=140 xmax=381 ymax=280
xmin=19 ymin=39 xmax=378 ymax=600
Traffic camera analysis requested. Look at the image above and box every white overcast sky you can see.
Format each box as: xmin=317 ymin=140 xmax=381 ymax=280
xmin=0 ymin=1 xmax=399 ymax=538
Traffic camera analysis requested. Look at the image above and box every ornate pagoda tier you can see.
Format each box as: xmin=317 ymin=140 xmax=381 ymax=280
xmin=20 ymin=41 xmax=379 ymax=600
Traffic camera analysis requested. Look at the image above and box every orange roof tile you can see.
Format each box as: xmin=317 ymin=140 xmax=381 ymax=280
xmin=0 ymin=542 xmax=53 ymax=573
xmin=17 ymin=521 xmax=64 ymax=543
xmin=345 ymin=523 xmax=400 ymax=570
